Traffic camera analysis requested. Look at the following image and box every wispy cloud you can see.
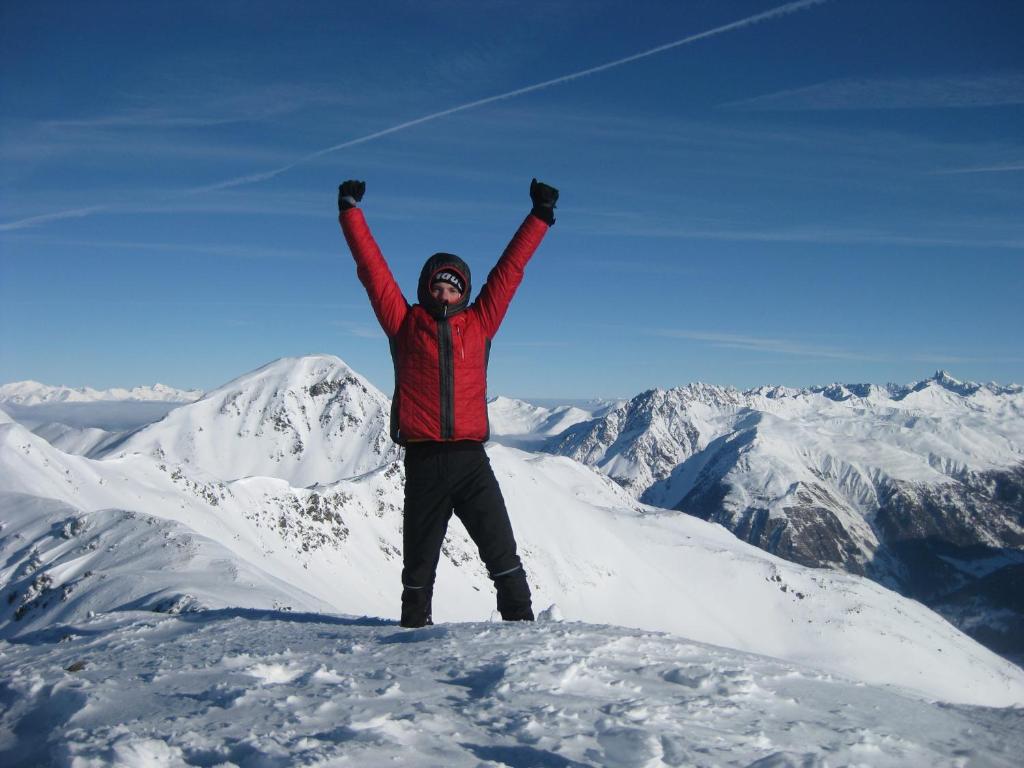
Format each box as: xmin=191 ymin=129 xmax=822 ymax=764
xmin=0 ymin=205 xmax=114 ymax=232
xmin=0 ymin=0 xmax=828 ymax=229
xmin=0 ymin=234 xmax=338 ymax=262
xmin=0 ymin=187 xmax=523 ymax=233
xmin=192 ymin=0 xmax=830 ymax=194
xmin=584 ymin=258 xmax=696 ymax=276
xmin=649 ymin=328 xmax=881 ymax=362
xmin=39 ymin=81 xmax=351 ymax=131
xmin=908 ymin=353 xmax=1024 ymax=365
xmin=2 ymin=298 xmax=356 ymax=310
xmin=42 ymin=112 xmax=242 ymax=130
xmin=498 ymin=340 xmax=571 ymax=348
xmin=567 ymin=216 xmax=1024 ymax=250
xmin=475 ymin=102 xmax=1024 ymax=183
xmin=722 ymin=73 xmax=1024 ymax=111
xmin=0 ymin=129 xmax=293 ymax=165
xmin=331 ymin=321 xmax=384 ymax=339
xmin=653 ymin=332 xmax=1024 ymax=367
xmin=931 ymin=162 xmax=1024 ymax=175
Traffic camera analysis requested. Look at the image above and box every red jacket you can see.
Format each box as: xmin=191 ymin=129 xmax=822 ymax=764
xmin=340 ymin=208 xmax=549 ymax=444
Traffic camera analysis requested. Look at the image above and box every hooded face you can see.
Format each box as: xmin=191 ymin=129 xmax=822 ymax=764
xmin=418 ymin=252 xmax=472 ymax=317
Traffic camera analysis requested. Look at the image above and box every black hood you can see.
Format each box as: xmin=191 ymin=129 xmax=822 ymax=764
xmin=418 ymin=252 xmax=472 ymax=318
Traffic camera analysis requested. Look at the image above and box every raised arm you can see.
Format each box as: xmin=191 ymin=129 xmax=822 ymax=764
xmin=473 ymin=178 xmax=559 ymax=338
xmin=338 ymin=180 xmax=408 ymax=338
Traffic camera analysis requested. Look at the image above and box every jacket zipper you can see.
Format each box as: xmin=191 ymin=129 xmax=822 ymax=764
xmin=456 ymin=325 xmax=464 ymax=360
xmin=438 ymin=313 xmax=454 ymax=439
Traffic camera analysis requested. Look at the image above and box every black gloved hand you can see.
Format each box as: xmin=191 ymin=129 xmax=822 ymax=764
xmin=529 ymin=178 xmax=558 ymax=225
xmin=338 ymin=180 xmax=366 ymax=212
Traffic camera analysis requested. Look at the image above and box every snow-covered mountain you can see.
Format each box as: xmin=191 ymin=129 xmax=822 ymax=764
xmin=543 ymin=371 xmax=1024 ymax=660
xmin=1 ymin=379 xmax=201 ymax=461
xmin=0 ymin=379 xmax=202 ymax=405
xmin=3 ymin=358 xmax=1024 ymax=708
xmin=544 ymin=383 xmax=743 ymax=496
xmin=486 ymin=395 xmax=616 ymax=450
xmin=98 ymin=355 xmax=400 ymax=487
xmin=487 ymin=395 xmax=597 ymax=437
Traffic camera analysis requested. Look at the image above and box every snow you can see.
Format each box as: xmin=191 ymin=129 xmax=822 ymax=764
xmin=488 ymin=396 xmax=598 ymax=437
xmin=3 ymin=409 xmax=1023 ymax=707
xmin=1 ymin=400 xmax=189 ymax=457
xmin=2 ymin=612 xmax=1021 ymax=767
xmin=98 ymin=355 xmax=400 ymax=487
xmin=29 ymin=422 xmax=119 ymax=457
xmin=3 ymin=357 xmax=1024 ymax=763
xmin=546 ymin=373 xmax=1024 ymax=577
xmin=0 ymin=380 xmax=201 ymax=405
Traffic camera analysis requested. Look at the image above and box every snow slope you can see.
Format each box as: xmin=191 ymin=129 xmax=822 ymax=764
xmin=488 ymin=396 xmax=598 ymax=437
xmin=0 ymin=492 xmax=331 ymax=629
xmin=2 ymin=611 xmax=1021 ymax=767
xmin=2 ymin=390 xmax=1024 ymax=706
xmin=29 ymin=421 xmax=123 ymax=458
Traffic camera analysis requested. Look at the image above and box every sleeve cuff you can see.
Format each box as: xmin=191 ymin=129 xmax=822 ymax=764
xmin=530 ymin=205 xmax=555 ymax=226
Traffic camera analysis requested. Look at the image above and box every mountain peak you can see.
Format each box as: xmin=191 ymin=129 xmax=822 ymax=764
xmin=908 ymin=370 xmax=980 ymax=397
xmin=101 ymin=355 xmax=398 ymax=486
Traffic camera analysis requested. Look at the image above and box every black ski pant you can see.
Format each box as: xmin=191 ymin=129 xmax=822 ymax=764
xmin=400 ymin=441 xmax=533 ymax=625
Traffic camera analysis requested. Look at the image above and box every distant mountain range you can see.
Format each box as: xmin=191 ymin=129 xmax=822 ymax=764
xmin=533 ymin=371 xmax=1024 ymax=662
xmin=0 ymin=380 xmax=202 ymax=405
xmin=2 ymin=357 xmax=1023 ymax=706
xmin=0 ymin=380 xmax=204 ymax=458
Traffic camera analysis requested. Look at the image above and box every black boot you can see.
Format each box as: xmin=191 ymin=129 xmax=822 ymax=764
xmin=493 ymin=568 xmax=534 ymax=622
xmin=400 ymin=586 xmax=434 ymax=628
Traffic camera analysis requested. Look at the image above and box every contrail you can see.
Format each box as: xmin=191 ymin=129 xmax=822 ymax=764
xmin=932 ymin=162 xmax=1024 ymax=175
xmin=2 ymin=0 xmax=829 ymax=230
xmin=192 ymin=0 xmax=829 ymax=193
xmin=0 ymin=205 xmax=114 ymax=232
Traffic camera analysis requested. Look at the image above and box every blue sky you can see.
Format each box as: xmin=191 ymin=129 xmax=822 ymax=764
xmin=1 ymin=0 xmax=1022 ymax=399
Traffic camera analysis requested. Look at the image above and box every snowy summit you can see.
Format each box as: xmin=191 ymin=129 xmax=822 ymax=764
xmin=2 ymin=355 xmax=1024 ymax=765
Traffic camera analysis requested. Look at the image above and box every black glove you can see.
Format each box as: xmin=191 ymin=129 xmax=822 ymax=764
xmin=338 ymin=180 xmax=366 ymax=212
xmin=529 ymin=178 xmax=558 ymax=225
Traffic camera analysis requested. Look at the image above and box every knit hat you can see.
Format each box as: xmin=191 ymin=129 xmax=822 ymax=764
xmin=430 ymin=269 xmax=465 ymax=295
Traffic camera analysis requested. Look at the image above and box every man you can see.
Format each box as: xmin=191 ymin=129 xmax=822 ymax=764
xmin=338 ymin=177 xmax=558 ymax=627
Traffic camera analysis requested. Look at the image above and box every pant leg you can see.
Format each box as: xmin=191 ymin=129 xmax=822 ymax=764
xmin=450 ymin=447 xmax=534 ymax=620
xmin=401 ymin=446 xmax=454 ymax=626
